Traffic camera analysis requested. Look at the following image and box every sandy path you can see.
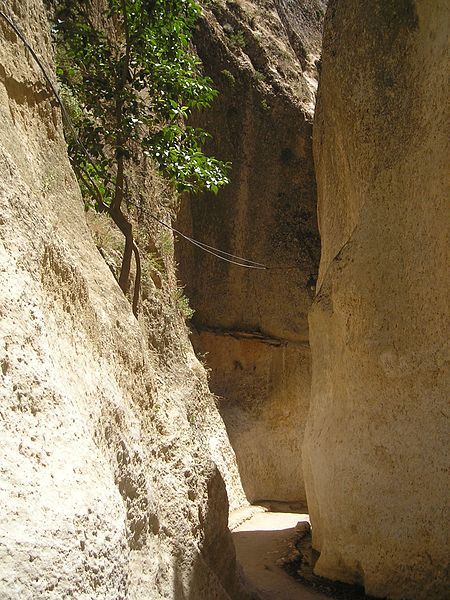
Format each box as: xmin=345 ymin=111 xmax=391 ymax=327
xmin=232 ymin=511 xmax=330 ymax=600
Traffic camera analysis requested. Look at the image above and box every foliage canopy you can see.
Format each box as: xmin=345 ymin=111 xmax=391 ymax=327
xmin=54 ymin=0 xmax=230 ymax=314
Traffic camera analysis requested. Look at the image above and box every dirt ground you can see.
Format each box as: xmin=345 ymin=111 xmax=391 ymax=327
xmin=231 ymin=506 xmax=381 ymax=600
xmin=231 ymin=509 xmax=329 ymax=600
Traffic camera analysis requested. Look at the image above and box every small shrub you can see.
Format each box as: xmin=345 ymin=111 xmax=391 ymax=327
xmin=160 ymin=231 xmax=174 ymax=258
xmin=220 ymin=69 xmax=236 ymax=85
xmin=229 ymin=31 xmax=246 ymax=49
xmin=140 ymin=252 xmax=163 ymax=294
xmin=86 ymin=211 xmax=124 ymax=253
xmin=143 ymin=253 xmax=163 ymax=275
xmin=254 ymin=70 xmax=266 ymax=83
xmin=175 ymin=287 xmax=195 ymax=320
xmin=54 ymin=0 xmax=231 ymax=316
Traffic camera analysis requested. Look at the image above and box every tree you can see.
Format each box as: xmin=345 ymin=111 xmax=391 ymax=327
xmin=54 ymin=0 xmax=229 ymax=315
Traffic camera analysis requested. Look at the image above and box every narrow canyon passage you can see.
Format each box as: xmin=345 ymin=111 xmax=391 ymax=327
xmin=173 ymin=2 xmax=327 ymax=594
xmin=0 ymin=1 xmax=448 ymax=599
xmin=178 ymin=2 xmax=449 ymax=597
xmin=176 ymin=0 xmax=323 ymax=511
xmin=231 ymin=507 xmax=329 ymax=600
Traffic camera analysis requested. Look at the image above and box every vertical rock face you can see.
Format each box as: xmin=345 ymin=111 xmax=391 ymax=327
xmin=0 ymin=2 xmax=248 ymax=598
xmin=177 ymin=0 xmax=324 ymax=503
xmin=304 ymin=1 xmax=450 ymax=598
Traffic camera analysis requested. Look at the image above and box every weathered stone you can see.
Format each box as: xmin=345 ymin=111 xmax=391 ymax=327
xmin=0 ymin=2 xmax=248 ymax=598
xmin=303 ymin=1 xmax=450 ymax=598
xmin=177 ymin=0 xmax=324 ymax=503
xmin=192 ymin=332 xmax=311 ymax=503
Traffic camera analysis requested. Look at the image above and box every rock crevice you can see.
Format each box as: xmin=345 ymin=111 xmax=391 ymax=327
xmin=176 ymin=0 xmax=324 ymax=504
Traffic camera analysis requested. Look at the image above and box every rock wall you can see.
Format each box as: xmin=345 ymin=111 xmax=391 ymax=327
xmin=303 ymin=1 xmax=450 ymax=598
xmin=176 ymin=0 xmax=324 ymax=504
xmin=0 ymin=2 xmax=249 ymax=598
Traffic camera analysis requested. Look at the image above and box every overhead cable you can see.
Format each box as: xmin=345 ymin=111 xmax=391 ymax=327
xmin=0 ymin=8 xmax=268 ymax=270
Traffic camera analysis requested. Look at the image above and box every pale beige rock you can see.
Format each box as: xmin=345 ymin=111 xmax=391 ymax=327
xmin=193 ymin=332 xmax=311 ymax=503
xmin=303 ymin=1 xmax=450 ymax=598
xmin=0 ymin=2 xmax=249 ymax=598
xmin=177 ymin=0 xmax=324 ymax=503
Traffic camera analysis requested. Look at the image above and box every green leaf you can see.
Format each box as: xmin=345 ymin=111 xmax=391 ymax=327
xmin=56 ymin=0 xmax=231 ymax=210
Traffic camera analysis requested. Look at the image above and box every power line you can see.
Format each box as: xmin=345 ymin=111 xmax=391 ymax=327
xmin=149 ymin=214 xmax=267 ymax=269
xmin=0 ymin=7 xmax=269 ymax=270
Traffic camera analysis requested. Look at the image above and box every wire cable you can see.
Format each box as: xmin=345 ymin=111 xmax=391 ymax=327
xmin=0 ymin=7 xmax=102 ymax=175
xmin=148 ymin=214 xmax=267 ymax=269
xmin=0 ymin=7 xmax=269 ymax=270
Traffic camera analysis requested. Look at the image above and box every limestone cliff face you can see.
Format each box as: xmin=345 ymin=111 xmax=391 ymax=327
xmin=303 ymin=1 xmax=450 ymax=598
xmin=0 ymin=2 xmax=248 ymax=598
xmin=177 ymin=0 xmax=324 ymax=503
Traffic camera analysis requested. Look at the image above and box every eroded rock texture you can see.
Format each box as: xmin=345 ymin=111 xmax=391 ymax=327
xmin=177 ymin=0 xmax=324 ymax=503
xmin=0 ymin=2 xmax=248 ymax=598
xmin=303 ymin=1 xmax=450 ymax=598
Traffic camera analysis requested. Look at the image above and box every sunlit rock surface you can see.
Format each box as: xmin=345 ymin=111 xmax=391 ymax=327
xmin=0 ymin=2 xmax=249 ymax=598
xmin=303 ymin=1 xmax=450 ymax=598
